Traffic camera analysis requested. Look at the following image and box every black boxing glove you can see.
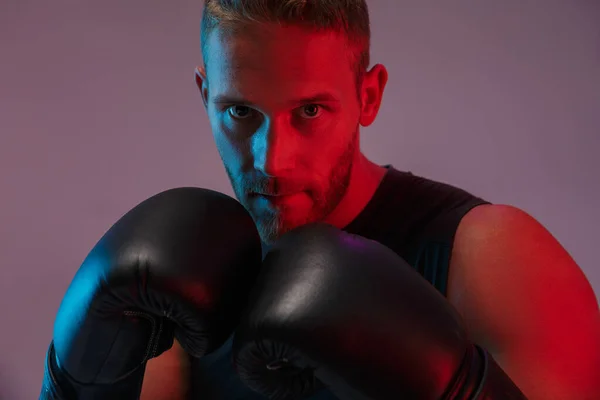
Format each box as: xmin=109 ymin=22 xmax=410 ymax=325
xmin=233 ymin=223 xmax=527 ymax=400
xmin=40 ymin=188 xmax=262 ymax=399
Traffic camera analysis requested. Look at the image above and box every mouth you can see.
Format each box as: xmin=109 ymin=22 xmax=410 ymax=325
xmin=254 ymin=192 xmax=306 ymax=207
xmin=250 ymin=189 xmax=303 ymax=197
xmin=257 ymin=192 xmax=296 ymax=197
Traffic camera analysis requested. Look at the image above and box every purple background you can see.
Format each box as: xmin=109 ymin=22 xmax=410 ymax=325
xmin=1 ymin=1 xmax=599 ymax=397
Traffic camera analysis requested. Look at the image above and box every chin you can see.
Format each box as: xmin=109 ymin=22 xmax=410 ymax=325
xmin=255 ymin=222 xmax=281 ymax=246
xmin=253 ymin=215 xmax=300 ymax=245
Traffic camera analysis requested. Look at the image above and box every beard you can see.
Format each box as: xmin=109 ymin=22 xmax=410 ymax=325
xmin=222 ymin=129 xmax=358 ymax=245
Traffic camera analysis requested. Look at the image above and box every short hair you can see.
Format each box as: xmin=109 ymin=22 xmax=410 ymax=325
xmin=200 ymin=0 xmax=371 ymax=90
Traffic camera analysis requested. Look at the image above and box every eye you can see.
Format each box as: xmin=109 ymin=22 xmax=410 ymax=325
xmin=227 ymin=105 xmax=254 ymax=120
xmin=226 ymin=104 xmax=324 ymax=121
xmin=299 ymin=104 xmax=323 ymax=119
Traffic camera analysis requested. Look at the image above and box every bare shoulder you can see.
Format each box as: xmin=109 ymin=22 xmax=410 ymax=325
xmin=448 ymin=203 xmax=595 ymax=302
xmin=447 ymin=203 xmax=597 ymax=332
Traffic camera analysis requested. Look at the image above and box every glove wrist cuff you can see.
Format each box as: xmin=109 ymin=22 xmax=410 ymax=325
xmin=39 ymin=342 xmax=67 ymax=400
xmin=445 ymin=344 xmax=527 ymax=400
xmin=39 ymin=341 xmax=148 ymax=400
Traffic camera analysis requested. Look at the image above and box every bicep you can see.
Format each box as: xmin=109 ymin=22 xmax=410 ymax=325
xmin=448 ymin=205 xmax=600 ymax=399
xmin=141 ymin=339 xmax=191 ymax=400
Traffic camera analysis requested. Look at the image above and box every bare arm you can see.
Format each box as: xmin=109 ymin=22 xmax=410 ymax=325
xmin=140 ymin=340 xmax=191 ymax=400
xmin=449 ymin=205 xmax=600 ymax=399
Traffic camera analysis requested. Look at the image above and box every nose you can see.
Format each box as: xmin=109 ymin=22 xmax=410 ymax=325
xmin=252 ymin=118 xmax=295 ymax=177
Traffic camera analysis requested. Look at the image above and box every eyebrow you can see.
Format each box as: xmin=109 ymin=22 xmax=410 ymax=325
xmin=212 ymin=92 xmax=341 ymax=107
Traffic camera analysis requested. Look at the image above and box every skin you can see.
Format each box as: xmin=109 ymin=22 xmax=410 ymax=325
xmin=195 ymin=23 xmax=389 ymax=245
xmin=141 ymin=22 xmax=600 ymax=400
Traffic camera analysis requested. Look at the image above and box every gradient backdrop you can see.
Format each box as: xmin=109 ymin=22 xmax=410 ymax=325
xmin=1 ymin=1 xmax=599 ymax=398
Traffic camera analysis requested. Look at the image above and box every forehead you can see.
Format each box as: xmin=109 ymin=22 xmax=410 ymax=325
xmin=204 ymin=24 xmax=355 ymax=102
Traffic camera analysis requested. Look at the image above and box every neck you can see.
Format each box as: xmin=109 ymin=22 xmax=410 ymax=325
xmin=323 ymin=153 xmax=387 ymax=229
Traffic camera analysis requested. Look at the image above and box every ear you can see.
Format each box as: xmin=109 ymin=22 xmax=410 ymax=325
xmin=195 ymin=65 xmax=209 ymax=110
xmin=359 ymin=64 xmax=389 ymax=127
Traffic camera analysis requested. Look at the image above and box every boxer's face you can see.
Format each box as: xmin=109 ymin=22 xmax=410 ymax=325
xmin=198 ymin=24 xmax=367 ymax=244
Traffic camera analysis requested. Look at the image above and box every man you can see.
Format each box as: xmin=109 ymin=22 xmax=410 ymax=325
xmin=176 ymin=1 xmax=598 ymax=399
xmin=40 ymin=1 xmax=599 ymax=399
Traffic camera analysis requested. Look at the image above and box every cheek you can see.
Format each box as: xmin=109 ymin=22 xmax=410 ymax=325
xmin=306 ymin=138 xmax=348 ymax=181
xmin=316 ymin=120 xmax=356 ymax=159
xmin=213 ymin=126 xmax=248 ymax=171
xmin=210 ymin=118 xmax=248 ymax=170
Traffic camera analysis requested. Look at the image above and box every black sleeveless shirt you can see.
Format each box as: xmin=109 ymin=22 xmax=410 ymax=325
xmin=188 ymin=166 xmax=490 ymax=399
